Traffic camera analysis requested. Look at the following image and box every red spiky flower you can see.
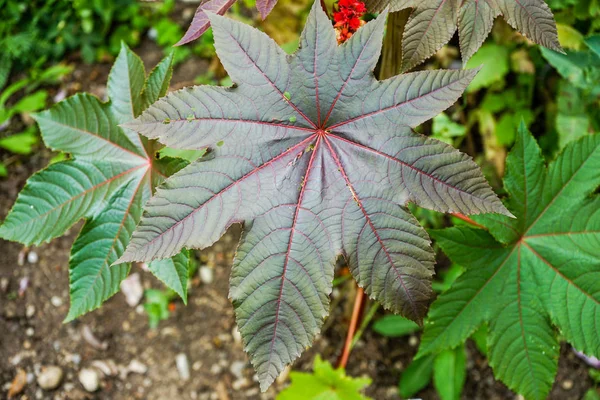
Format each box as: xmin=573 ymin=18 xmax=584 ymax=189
xmin=333 ymin=0 xmax=367 ymax=44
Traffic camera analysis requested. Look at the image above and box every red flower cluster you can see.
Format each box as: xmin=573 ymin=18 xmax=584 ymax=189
xmin=333 ymin=0 xmax=367 ymax=44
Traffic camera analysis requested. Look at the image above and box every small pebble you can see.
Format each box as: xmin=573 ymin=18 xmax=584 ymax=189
xmin=232 ymin=327 xmax=242 ymax=344
xmin=199 ymin=266 xmax=214 ymax=284
xmin=91 ymin=359 xmax=118 ymax=377
xmin=210 ymin=364 xmax=222 ymax=375
xmin=37 ymin=366 xmax=63 ymax=390
xmin=408 ymin=335 xmax=419 ymax=347
xmin=176 ymin=353 xmax=190 ymax=381
xmin=25 ymin=327 xmax=34 ymax=337
xmin=232 ymin=378 xmax=250 ymax=390
xmin=23 ymin=340 xmax=31 ymax=349
xmin=120 ymin=273 xmax=143 ymax=307
xmin=0 ymin=277 xmax=8 ymax=292
xmin=128 ymin=360 xmax=148 ymax=375
xmin=26 ymin=304 xmax=36 ymax=318
xmin=51 ymin=296 xmax=63 ymax=307
xmin=79 ymin=368 xmax=100 ymax=392
xmin=230 ymin=361 xmax=245 ymax=379
xmin=562 ymin=380 xmax=573 ymax=390
xmin=67 ymin=353 xmax=82 ymax=366
xmin=192 ymin=361 xmax=203 ymax=371
xmin=27 ymin=251 xmax=39 ymax=264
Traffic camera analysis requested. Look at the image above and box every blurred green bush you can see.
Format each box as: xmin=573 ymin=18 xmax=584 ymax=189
xmin=0 ymin=0 xmax=181 ymax=89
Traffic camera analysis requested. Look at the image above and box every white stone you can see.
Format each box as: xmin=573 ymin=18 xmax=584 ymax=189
xmin=50 ymin=296 xmax=63 ymax=307
xmin=230 ymin=361 xmax=245 ymax=379
xmin=26 ymin=304 xmax=36 ymax=318
xmin=119 ymin=273 xmax=143 ymax=307
xmin=78 ymin=368 xmax=100 ymax=392
xmin=199 ymin=266 xmax=214 ymax=284
xmin=27 ymin=251 xmax=39 ymax=264
xmin=176 ymin=353 xmax=190 ymax=381
xmin=37 ymin=366 xmax=63 ymax=390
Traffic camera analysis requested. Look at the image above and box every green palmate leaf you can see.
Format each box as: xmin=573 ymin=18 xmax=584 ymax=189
xmin=418 ymin=124 xmax=600 ymax=400
xmin=278 ymin=355 xmax=371 ymax=400
xmin=0 ymin=44 xmax=188 ymax=321
xmin=433 ymin=346 xmax=467 ymax=400
xmin=118 ymin=3 xmax=509 ymax=390
xmin=366 ymin=0 xmax=563 ymax=71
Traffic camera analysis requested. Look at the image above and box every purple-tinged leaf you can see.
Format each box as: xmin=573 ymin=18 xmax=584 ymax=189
xmin=401 ymin=0 xmax=458 ymax=72
xmin=256 ymin=0 xmax=279 ymax=19
xmin=458 ymin=0 xmax=501 ymax=65
xmin=495 ymin=0 xmax=562 ymax=53
xmin=119 ymin=2 xmax=508 ymax=390
xmin=370 ymin=0 xmax=563 ymax=70
xmin=175 ymin=0 xmax=237 ymax=46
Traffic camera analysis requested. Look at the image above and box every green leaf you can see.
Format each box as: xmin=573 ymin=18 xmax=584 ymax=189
xmin=585 ymin=34 xmax=600 ymax=58
xmin=470 ymin=324 xmax=488 ymax=356
xmin=431 ymin=264 xmax=464 ymax=293
xmin=419 ymin=125 xmax=600 ymax=400
xmin=148 ymin=250 xmax=190 ymax=303
xmin=556 ymin=23 xmax=585 ymax=50
xmin=583 ymin=389 xmax=600 ymax=400
xmin=158 ymin=147 xmax=207 ymax=162
xmin=278 ymin=355 xmax=371 ymax=400
xmin=466 ymin=44 xmax=510 ymax=93
xmin=108 ymin=43 xmax=146 ymax=125
xmin=118 ymin=4 xmax=508 ymax=390
xmin=0 ymin=163 xmax=7 ymax=178
xmin=433 ymin=346 xmax=467 ymax=400
xmin=0 ymin=129 xmax=38 ymax=155
xmin=556 ymin=81 xmax=590 ymax=148
xmin=143 ymin=289 xmax=171 ymax=329
xmin=372 ymin=315 xmax=420 ymax=337
xmin=0 ymin=44 xmax=183 ymax=322
xmin=432 ymin=113 xmax=466 ymax=144
xmin=12 ymin=90 xmax=48 ymax=114
xmin=399 ymin=354 xmax=435 ymax=398
xmin=541 ymin=46 xmax=600 ymax=90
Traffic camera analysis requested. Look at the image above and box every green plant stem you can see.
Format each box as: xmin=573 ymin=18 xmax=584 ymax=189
xmin=350 ymin=301 xmax=379 ymax=349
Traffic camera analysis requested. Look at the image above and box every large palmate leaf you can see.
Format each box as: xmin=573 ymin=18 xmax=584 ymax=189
xmin=0 ymin=44 xmax=190 ymax=321
xmin=418 ymin=125 xmax=600 ymax=400
xmin=366 ymin=0 xmax=563 ymax=71
xmin=118 ymin=3 xmax=509 ymax=390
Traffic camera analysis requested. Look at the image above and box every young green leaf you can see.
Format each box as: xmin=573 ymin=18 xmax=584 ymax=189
xmin=372 ymin=315 xmax=420 ymax=337
xmin=0 ymin=44 xmax=188 ymax=321
xmin=433 ymin=346 xmax=467 ymax=400
xmin=118 ymin=2 xmax=508 ymax=390
xmin=418 ymin=124 xmax=600 ymax=400
xmin=148 ymin=250 xmax=190 ymax=304
xmin=399 ymin=354 xmax=435 ymax=397
xmin=367 ymin=0 xmax=563 ymax=71
xmin=278 ymin=355 xmax=372 ymax=400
